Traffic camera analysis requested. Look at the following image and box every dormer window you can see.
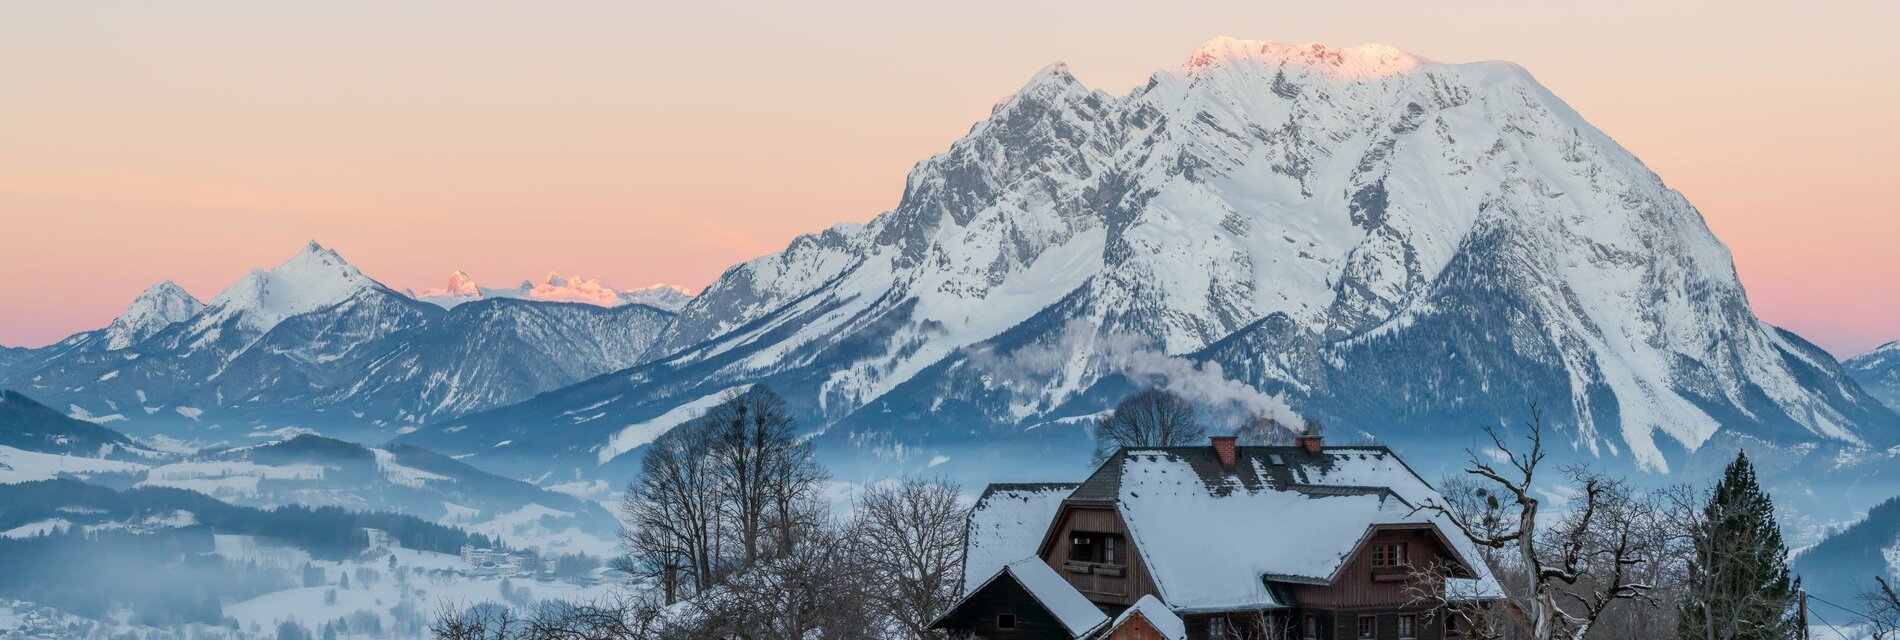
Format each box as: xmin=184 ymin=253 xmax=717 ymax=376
xmin=1372 ymin=542 xmax=1408 ymax=568
xmin=1069 ymin=532 xmax=1121 ymax=564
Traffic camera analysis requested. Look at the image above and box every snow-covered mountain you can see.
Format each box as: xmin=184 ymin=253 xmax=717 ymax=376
xmin=414 ymin=270 xmax=696 ymax=312
xmin=1846 ymin=341 xmax=1900 ymax=412
xmin=168 ymin=241 xmax=385 ymax=359
xmin=103 ymin=281 xmax=203 ymax=350
xmin=318 ymin=298 xmax=673 ymax=427
xmin=2 ymin=243 xmax=676 ymax=441
xmin=399 ymin=38 xmax=1897 ymax=484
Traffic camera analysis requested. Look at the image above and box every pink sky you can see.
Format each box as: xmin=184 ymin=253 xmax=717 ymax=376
xmin=2 ymin=2 xmax=1895 ymax=357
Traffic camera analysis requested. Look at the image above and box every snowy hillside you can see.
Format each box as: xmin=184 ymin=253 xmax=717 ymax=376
xmin=0 ymin=401 xmax=618 ymax=557
xmin=0 ymin=390 xmax=156 ymax=461
xmin=1793 ymin=494 xmax=1900 ymax=608
xmin=400 ymin=38 xmax=1897 ymax=482
xmin=1846 ymin=341 xmax=1900 ymax=411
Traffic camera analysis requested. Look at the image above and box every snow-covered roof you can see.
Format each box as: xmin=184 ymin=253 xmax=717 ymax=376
xmin=956 ymin=445 xmax=1502 ymax=614
xmin=1109 ymin=595 xmax=1185 ymax=640
xmin=998 ymin=558 xmax=1109 ymax=637
xmin=961 ymin=482 xmax=1076 ymax=594
xmin=1081 ymin=445 xmax=1502 ymax=612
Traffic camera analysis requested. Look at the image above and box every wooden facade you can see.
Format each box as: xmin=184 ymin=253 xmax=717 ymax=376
xmin=1104 ymin=612 xmax=1171 ymax=640
xmin=1036 ymin=504 xmax=1160 ymax=608
xmin=934 ymin=572 xmax=1086 ymax=639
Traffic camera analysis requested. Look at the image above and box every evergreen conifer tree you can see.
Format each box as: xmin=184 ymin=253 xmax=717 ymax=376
xmin=1679 ymin=452 xmax=1800 ymax=640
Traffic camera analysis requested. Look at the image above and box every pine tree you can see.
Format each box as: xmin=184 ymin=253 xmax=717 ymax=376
xmin=1679 ymin=452 xmax=1800 ymax=640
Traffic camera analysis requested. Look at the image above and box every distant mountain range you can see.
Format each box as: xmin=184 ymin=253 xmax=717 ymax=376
xmin=412 ymin=270 xmax=696 ymax=312
xmin=0 ymin=243 xmax=681 ymax=442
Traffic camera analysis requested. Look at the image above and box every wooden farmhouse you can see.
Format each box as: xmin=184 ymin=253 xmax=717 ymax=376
xmin=931 ymin=434 xmax=1501 ymax=639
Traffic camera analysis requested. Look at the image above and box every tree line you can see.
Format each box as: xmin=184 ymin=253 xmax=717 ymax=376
xmin=0 ymin=478 xmax=490 ymax=558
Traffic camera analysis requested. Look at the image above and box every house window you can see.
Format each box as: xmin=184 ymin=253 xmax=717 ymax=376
xmin=1068 ymin=532 xmax=1122 ymax=564
xmin=1303 ymin=615 xmax=1317 ymax=640
xmin=1358 ymin=616 xmax=1375 ymax=639
xmin=1209 ymin=616 xmax=1226 ymax=638
xmin=997 ymin=614 xmax=1016 ymax=630
xmin=1372 ymin=542 xmax=1409 ymax=568
xmin=1399 ymin=614 xmax=1417 ymax=639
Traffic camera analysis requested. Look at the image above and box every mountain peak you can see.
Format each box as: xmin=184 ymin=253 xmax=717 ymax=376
xmin=104 ymin=280 xmax=205 ymax=349
xmin=992 ymin=60 xmax=1089 ymax=116
xmin=191 ymin=242 xmax=379 ymax=338
xmin=1184 ymin=37 xmax=1428 ymax=78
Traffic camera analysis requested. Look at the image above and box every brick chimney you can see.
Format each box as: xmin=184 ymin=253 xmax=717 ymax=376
xmin=1211 ymin=435 xmax=1238 ymax=466
xmin=1296 ymin=433 xmax=1323 ymax=455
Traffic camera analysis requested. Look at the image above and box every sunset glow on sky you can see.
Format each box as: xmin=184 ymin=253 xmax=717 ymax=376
xmin=2 ymin=1 xmax=1896 ymax=357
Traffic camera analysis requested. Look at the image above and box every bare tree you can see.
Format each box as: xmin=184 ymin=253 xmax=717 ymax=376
xmin=619 ymin=422 xmax=723 ymax=601
xmin=856 ymin=476 xmax=969 ymax=639
xmin=702 ymin=386 xmax=828 ymax=565
xmin=1859 ymin=576 xmax=1900 ymax=639
xmin=1092 ymin=388 xmax=1205 ymax=463
xmin=1414 ymin=403 xmax=1657 ymax=640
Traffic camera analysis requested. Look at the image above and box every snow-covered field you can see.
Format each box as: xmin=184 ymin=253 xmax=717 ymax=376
xmin=0 ymin=445 xmax=144 ymax=483
xmin=212 ymin=533 xmax=626 ymax=638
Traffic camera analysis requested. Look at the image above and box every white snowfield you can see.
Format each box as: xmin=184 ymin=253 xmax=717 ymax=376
xmin=213 ymin=533 xmax=621 ymax=636
xmin=0 ymin=445 xmax=145 ymax=483
xmin=136 ymin=460 xmax=328 ymax=498
xmin=597 ymin=384 xmax=753 ymax=464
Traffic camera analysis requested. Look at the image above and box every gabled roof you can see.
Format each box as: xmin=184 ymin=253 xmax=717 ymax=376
xmin=1085 ymin=445 xmax=1501 ymax=612
xmin=934 ymin=557 xmax=1109 ymax=638
xmin=962 ymin=482 xmax=1077 ymax=595
xmin=1106 ymin=595 xmax=1185 ymax=640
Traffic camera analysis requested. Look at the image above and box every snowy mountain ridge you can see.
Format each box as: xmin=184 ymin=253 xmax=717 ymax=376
xmin=2 ymin=244 xmax=677 ymax=441
xmin=402 ymin=38 xmax=1896 ymax=481
xmin=415 ymin=270 xmax=696 ymax=312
